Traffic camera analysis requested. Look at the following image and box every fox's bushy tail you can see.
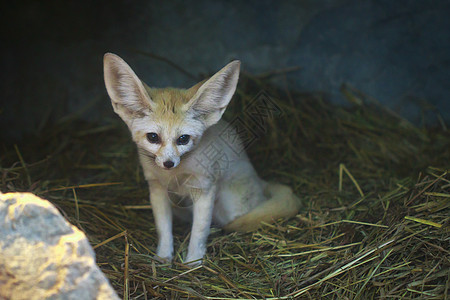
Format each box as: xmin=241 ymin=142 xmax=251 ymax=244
xmin=223 ymin=182 xmax=301 ymax=232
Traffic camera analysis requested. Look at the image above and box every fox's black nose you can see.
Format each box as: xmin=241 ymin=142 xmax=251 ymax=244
xmin=163 ymin=161 xmax=175 ymax=169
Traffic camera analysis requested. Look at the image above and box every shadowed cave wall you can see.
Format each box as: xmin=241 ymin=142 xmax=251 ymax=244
xmin=1 ymin=0 xmax=449 ymax=141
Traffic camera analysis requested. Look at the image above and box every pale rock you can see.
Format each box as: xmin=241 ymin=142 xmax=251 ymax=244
xmin=0 ymin=192 xmax=119 ymax=300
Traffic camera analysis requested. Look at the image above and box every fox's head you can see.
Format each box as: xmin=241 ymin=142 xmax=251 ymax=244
xmin=103 ymin=53 xmax=240 ymax=170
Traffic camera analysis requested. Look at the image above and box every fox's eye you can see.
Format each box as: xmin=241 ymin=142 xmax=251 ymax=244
xmin=146 ymin=132 xmax=160 ymax=144
xmin=176 ymin=134 xmax=190 ymax=145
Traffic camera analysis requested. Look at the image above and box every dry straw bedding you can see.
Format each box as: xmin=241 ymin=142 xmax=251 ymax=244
xmin=1 ymin=74 xmax=449 ymax=299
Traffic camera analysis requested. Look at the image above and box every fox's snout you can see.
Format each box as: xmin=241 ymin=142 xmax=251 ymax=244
xmin=163 ymin=160 xmax=175 ymax=169
xmin=155 ymin=155 xmax=180 ymax=170
xmin=155 ymin=144 xmax=181 ymax=170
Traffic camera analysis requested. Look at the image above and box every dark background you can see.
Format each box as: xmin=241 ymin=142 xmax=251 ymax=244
xmin=1 ymin=0 xmax=449 ymax=142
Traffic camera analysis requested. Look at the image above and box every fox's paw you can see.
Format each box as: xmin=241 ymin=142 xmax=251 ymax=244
xmin=184 ymin=258 xmax=203 ymax=268
xmin=184 ymin=254 xmax=203 ymax=268
xmin=153 ymin=254 xmax=172 ymax=265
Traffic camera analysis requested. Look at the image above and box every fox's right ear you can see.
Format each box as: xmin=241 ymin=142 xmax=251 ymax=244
xmin=103 ymin=53 xmax=154 ymax=121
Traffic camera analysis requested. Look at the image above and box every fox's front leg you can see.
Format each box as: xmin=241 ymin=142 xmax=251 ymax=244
xmin=148 ymin=180 xmax=173 ymax=262
xmin=185 ymin=187 xmax=216 ymax=266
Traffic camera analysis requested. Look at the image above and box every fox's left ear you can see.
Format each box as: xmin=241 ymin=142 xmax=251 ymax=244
xmin=185 ymin=60 xmax=240 ymax=127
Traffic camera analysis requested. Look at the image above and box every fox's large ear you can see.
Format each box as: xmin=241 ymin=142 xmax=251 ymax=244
xmin=103 ymin=53 xmax=154 ymax=121
xmin=185 ymin=60 xmax=240 ymax=127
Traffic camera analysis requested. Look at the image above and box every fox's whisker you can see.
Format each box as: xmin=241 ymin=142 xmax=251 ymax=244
xmin=138 ymin=148 xmax=156 ymax=159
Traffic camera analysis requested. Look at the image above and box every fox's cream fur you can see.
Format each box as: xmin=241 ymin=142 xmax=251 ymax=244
xmin=103 ymin=53 xmax=301 ymax=266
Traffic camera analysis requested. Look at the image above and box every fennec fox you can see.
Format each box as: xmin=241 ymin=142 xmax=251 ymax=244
xmin=103 ymin=53 xmax=301 ymax=266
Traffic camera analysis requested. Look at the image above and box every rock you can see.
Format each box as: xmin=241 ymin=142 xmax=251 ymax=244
xmin=0 ymin=192 xmax=119 ymax=300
